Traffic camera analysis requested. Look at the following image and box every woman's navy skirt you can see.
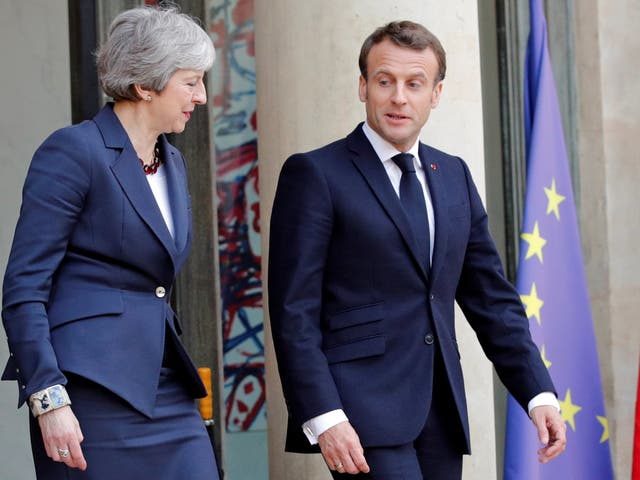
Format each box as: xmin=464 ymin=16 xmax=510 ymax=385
xmin=30 ymin=369 xmax=219 ymax=479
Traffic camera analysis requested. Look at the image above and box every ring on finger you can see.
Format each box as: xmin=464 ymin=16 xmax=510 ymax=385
xmin=57 ymin=448 xmax=70 ymax=458
xmin=335 ymin=461 xmax=344 ymax=470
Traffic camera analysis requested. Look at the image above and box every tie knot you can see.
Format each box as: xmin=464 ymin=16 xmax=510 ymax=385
xmin=391 ymin=153 xmax=416 ymax=173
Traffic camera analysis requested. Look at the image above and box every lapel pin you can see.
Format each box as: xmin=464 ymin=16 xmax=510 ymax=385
xmin=430 ymin=163 xmax=437 ymax=170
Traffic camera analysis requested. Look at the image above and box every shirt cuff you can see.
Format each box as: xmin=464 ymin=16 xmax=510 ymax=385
xmin=527 ymin=391 xmax=560 ymax=416
xmin=302 ymin=409 xmax=349 ymax=445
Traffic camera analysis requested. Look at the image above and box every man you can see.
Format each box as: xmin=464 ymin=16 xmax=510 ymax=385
xmin=269 ymin=21 xmax=566 ymax=479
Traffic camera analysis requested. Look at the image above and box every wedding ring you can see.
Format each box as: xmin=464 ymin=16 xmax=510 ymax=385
xmin=335 ymin=462 xmax=344 ymax=470
xmin=57 ymin=448 xmax=70 ymax=458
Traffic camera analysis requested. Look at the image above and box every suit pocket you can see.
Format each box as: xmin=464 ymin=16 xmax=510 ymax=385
xmin=47 ymin=291 xmax=124 ymax=329
xmin=325 ymin=335 xmax=385 ymax=364
xmin=323 ymin=302 xmax=385 ymax=364
xmin=326 ymin=302 xmax=384 ymax=330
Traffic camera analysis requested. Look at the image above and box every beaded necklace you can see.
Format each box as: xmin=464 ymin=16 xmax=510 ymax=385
xmin=140 ymin=143 xmax=162 ymax=175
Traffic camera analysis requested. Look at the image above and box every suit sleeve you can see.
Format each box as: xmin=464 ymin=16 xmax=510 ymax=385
xmin=454 ymin=159 xmax=555 ymax=412
xmin=268 ymin=154 xmax=343 ymax=426
xmin=2 ymin=127 xmax=91 ymax=406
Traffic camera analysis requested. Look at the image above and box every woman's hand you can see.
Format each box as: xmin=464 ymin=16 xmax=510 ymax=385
xmin=37 ymin=405 xmax=87 ymax=470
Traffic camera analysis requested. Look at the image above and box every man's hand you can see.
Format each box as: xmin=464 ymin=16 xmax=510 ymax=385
xmin=530 ymin=405 xmax=567 ymax=463
xmin=38 ymin=405 xmax=87 ymax=471
xmin=318 ymin=421 xmax=370 ymax=475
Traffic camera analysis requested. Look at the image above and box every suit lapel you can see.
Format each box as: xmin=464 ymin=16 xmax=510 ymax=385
xmin=419 ymin=144 xmax=449 ymax=287
xmin=110 ymin=146 xmax=180 ymax=261
xmin=347 ymin=125 xmax=430 ymax=283
xmin=94 ymin=105 xmax=179 ymax=266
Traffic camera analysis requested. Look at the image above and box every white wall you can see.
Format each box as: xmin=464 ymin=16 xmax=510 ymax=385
xmin=0 ymin=2 xmax=71 ymax=478
xmin=595 ymin=0 xmax=640 ymax=476
xmin=574 ymin=0 xmax=640 ymax=477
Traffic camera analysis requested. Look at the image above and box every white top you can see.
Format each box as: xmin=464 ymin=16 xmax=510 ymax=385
xmin=145 ymin=164 xmax=175 ymax=239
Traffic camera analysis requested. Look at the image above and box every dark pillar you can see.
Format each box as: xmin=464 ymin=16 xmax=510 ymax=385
xmin=167 ymin=0 xmax=225 ymax=471
xmin=68 ymin=0 xmax=100 ymax=123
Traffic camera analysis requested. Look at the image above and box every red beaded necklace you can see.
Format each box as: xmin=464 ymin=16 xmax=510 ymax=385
xmin=140 ymin=144 xmax=162 ymax=175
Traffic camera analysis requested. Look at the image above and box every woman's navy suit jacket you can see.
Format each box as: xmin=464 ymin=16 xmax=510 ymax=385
xmin=2 ymin=104 xmax=205 ymax=417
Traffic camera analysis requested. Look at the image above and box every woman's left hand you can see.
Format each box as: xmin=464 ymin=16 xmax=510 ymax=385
xmin=37 ymin=405 xmax=87 ymax=471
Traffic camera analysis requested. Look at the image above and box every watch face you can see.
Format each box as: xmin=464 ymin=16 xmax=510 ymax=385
xmin=48 ymin=387 xmax=65 ymax=408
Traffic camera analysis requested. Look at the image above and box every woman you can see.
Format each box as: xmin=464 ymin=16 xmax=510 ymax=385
xmin=1 ymin=6 xmax=218 ymax=479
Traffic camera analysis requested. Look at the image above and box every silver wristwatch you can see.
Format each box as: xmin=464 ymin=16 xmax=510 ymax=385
xmin=29 ymin=384 xmax=71 ymax=418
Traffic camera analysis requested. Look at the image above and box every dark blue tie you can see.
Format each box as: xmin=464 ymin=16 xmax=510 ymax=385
xmin=392 ymin=153 xmax=430 ymax=269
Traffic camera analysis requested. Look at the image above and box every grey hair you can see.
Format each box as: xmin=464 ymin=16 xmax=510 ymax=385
xmin=97 ymin=5 xmax=215 ymax=101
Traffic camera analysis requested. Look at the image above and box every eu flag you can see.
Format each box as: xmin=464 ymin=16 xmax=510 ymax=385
xmin=503 ymin=0 xmax=614 ymax=478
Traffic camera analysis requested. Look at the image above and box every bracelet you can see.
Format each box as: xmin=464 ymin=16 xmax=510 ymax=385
xmin=29 ymin=384 xmax=71 ymax=418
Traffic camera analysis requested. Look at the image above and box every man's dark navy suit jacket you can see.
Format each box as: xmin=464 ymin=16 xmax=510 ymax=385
xmin=269 ymin=124 xmax=555 ymax=453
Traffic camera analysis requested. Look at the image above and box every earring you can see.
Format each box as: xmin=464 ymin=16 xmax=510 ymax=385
xmin=146 ymin=95 xmax=152 ymax=102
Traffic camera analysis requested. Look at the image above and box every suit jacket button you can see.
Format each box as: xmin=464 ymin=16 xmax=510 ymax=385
xmin=430 ymin=294 xmax=435 ymax=301
xmin=424 ymin=334 xmax=434 ymax=345
xmin=155 ymin=286 xmax=166 ymax=298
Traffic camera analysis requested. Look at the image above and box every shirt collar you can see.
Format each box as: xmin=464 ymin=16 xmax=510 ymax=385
xmin=362 ymin=121 xmax=422 ymax=168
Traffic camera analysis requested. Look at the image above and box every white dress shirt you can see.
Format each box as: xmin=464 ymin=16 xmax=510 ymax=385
xmin=301 ymin=123 xmax=559 ymax=445
xmin=146 ymin=164 xmax=175 ymax=239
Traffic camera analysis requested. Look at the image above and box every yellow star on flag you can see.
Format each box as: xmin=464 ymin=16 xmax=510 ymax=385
xmin=540 ymin=345 xmax=552 ymax=368
xmin=596 ymin=416 xmax=609 ymax=443
xmin=520 ymin=283 xmax=544 ymax=325
xmin=559 ymin=389 xmax=582 ymax=431
xmin=544 ymin=178 xmax=566 ymax=220
xmin=520 ymin=222 xmax=547 ymax=263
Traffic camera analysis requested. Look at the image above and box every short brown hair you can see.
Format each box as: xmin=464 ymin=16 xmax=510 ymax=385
xmin=359 ymin=21 xmax=446 ymax=83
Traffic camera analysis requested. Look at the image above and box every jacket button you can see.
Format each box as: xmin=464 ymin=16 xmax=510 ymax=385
xmin=424 ymin=334 xmax=434 ymax=345
xmin=430 ymin=294 xmax=435 ymax=301
xmin=155 ymin=286 xmax=166 ymax=298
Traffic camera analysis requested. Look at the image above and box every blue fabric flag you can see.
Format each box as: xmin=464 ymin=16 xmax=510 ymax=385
xmin=503 ymin=1 xmax=614 ymax=478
